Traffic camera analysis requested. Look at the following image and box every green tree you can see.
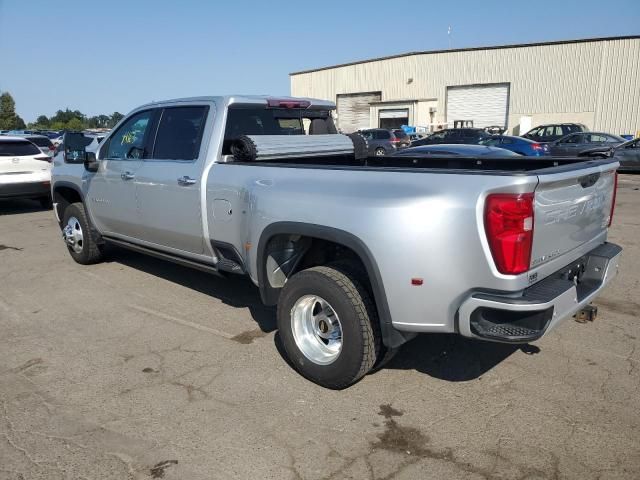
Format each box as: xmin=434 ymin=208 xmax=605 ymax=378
xmin=66 ymin=118 xmax=85 ymax=131
xmin=109 ymin=112 xmax=124 ymax=127
xmin=0 ymin=91 xmax=24 ymax=130
xmin=36 ymin=115 xmax=50 ymax=126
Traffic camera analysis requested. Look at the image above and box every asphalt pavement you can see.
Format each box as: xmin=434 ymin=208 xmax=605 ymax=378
xmin=1 ymin=175 xmax=639 ymax=479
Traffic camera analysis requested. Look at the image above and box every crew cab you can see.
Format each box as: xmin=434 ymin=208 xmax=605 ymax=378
xmin=51 ymin=96 xmax=622 ymax=389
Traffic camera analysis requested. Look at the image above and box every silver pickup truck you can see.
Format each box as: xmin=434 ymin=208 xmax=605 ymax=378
xmin=51 ymin=95 xmax=622 ymax=389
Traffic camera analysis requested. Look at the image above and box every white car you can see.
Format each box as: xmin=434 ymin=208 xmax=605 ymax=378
xmin=0 ymin=136 xmax=53 ymax=208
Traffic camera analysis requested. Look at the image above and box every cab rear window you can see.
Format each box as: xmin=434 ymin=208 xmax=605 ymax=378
xmin=223 ymin=106 xmax=331 ymax=154
xmin=0 ymin=141 xmax=41 ymax=156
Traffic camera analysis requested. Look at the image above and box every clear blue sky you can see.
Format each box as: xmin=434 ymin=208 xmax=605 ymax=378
xmin=1 ymin=0 xmax=638 ymax=122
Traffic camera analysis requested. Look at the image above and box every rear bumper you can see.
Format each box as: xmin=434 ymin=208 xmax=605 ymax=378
xmin=457 ymin=243 xmax=622 ymax=343
xmin=0 ymin=181 xmax=50 ymax=199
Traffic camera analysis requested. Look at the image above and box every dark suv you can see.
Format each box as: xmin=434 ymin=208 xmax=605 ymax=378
xmin=522 ymin=123 xmax=587 ymax=143
xmin=411 ymin=128 xmax=491 ymax=146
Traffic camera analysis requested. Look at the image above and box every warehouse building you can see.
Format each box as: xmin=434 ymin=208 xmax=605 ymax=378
xmin=290 ymin=36 xmax=640 ymax=136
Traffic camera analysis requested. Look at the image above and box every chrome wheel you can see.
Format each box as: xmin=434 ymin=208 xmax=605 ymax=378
xmin=291 ymin=295 xmax=343 ymax=365
xmin=375 ymin=148 xmax=386 ymax=156
xmin=62 ymin=216 xmax=83 ymax=254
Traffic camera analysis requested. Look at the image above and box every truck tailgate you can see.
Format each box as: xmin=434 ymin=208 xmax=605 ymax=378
xmin=531 ymin=164 xmax=617 ymax=269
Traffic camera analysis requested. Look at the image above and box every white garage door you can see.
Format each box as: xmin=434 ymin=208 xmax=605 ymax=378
xmin=336 ymin=92 xmax=381 ymax=133
xmin=446 ymin=84 xmax=509 ymax=128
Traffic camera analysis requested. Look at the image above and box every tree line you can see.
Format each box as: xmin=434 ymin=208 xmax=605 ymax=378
xmin=0 ymin=91 xmax=124 ymax=132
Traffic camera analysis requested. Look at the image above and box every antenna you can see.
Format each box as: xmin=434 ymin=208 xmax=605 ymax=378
xmin=448 ymin=25 xmax=452 ymax=49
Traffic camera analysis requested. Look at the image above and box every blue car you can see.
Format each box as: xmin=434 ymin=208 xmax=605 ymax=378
xmin=481 ymin=135 xmax=550 ymax=156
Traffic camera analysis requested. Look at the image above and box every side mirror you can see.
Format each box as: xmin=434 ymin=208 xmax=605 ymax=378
xmin=84 ymin=152 xmax=99 ymax=172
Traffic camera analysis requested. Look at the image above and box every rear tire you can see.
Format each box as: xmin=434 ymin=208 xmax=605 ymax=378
xmin=375 ymin=147 xmax=386 ymax=156
xmin=62 ymin=202 xmax=104 ymax=265
xmin=277 ymin=265 xmax=381 ymax=389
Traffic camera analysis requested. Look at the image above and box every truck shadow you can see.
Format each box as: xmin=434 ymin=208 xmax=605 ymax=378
xmin=106 ymin=246 xmax=277 ymax=333
xmin=0 ymin=199 xmax=51 ymax=215
xmin=382 ymin=334 xmax=538 ymax=381
xmin=104 ymin=247 xmax=537 ymax=382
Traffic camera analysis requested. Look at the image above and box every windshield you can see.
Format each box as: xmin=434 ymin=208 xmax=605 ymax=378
xmin=0 ymin=141 xmax=41 ymax=156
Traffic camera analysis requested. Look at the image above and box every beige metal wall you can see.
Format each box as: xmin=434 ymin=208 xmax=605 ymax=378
xmin=291 ymin=38 xmax=640 ymax=135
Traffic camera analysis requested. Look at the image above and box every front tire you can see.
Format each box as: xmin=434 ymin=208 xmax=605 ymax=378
xmin=62 ymin=202 xmax=104 ymax=265
xmin=277 ymin=265 xmax=381 ymax=389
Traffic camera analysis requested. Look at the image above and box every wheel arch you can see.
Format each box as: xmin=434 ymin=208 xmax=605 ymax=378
xmin=257 ymin=222 xmax=412 ymax=348
xmin=52 ymin=182 xmax=84 ymax=224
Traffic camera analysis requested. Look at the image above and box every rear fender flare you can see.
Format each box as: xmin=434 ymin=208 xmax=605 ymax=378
xmin=256 ymin=222 xmax=412 ymax=348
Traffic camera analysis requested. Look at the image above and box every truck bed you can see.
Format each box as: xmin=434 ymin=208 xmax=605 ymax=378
xmin=229 ymin=154 xmax=618 ymax=176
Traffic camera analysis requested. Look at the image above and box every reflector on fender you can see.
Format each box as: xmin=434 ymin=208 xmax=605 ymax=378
xmin=484 ymin=193 xmax=535 ymax=275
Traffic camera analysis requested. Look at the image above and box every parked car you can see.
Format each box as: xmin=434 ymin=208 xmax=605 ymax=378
xmin=548 ymin=132 xmax=625 ymax=156
xmin=407 ymin=132 xmax=427 ymax=142
xmin=394 ymin=144 xmax=521 ymax=157
xmin=358 ymin=128 xmax=399 ymax=156
xmin=579 ymin=137 xmax=640 ymax=172
xmin=411 ymin=128 xmax=491 ymax=146
xmin=522 ymin=123 xmax=587 ymax=143
xmin=51 ymin=95 xmax=621 ymax=389
xmin=484 ymin=126 xmax=507 ymax=135
xmin=15 ymin=134 xmax=56 ymax=158
xmin=0 ymin=136 xmax=52 ymax=207
xmin=391 ymin=129 xmax=411 ymax=148
xmin=481 ymin=135 xmax=550 ymax=156
xmin=7 ymin=129 xmax=35 ymax=135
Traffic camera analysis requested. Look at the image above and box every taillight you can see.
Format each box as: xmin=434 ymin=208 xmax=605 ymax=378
xmin=531 ymin=143 xmax=543 ymax=151
xmin=390 ymin=137 xmax=400 ymax=143
xmin=484 ymin=193 xmax=535 ymax=275
xmin=608 ymin=172 xmax=618 ymax=227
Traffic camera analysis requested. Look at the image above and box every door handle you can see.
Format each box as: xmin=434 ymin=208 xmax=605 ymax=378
xmin=177 ymin=176 xmax=197 ymax=186
xmin=121 ymin=171 xmax=135 ymax=180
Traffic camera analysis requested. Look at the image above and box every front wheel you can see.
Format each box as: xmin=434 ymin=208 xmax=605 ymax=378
xmin=277 ymin=265 xmax=381 ymax=389
xmin=62 ymin=202 xmax=104 ymax=265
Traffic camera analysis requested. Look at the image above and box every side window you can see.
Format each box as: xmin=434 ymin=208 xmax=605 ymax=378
xmin=564 ymin=134 xmax=581 ymax=144
xmin=374 ymin=130 xmax=391 ymax=140
xmin=502 ymin=137 xmax=514 ymax=144
xmin=360 ymin=131 xmax=373 ymax=140
xmin=152 ymin=106 xmax=209 ymax=160
xmin=104 ymin=110 xmax=154 ymax=159
xmin=588 ymin=134 xmax=607 ymax=143
xmin=430 ymin=131 xmax=446 ymax=141
xmin=527 ymin=127 xmax=541 ymax=138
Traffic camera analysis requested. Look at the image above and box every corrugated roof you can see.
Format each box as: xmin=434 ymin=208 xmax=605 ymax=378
xmin=289 ymin=35 xmax=640 ymax=76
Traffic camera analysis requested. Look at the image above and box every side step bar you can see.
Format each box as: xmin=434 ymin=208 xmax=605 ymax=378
xmin=104 ymin=236 xmax=225 ymax=277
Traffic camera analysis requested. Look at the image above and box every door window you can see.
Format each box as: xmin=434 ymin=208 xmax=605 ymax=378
xmin=564 ymin=134 xmax=582 ymax=144
xmin=103 ymin=110 xmax=154 ymax=159
xmin=374 ymin=130 xmax=391 ymax=140
xmin=152 ymin=106 xmax=209 ymax=160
